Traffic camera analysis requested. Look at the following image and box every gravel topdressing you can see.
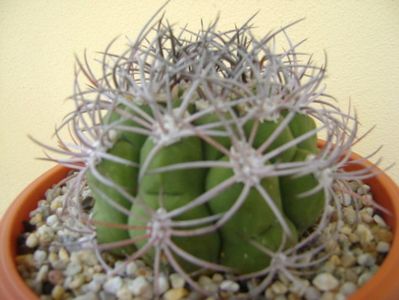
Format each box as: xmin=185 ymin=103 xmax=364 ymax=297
xmin=16 ymin=174 xmax=392 ymax=300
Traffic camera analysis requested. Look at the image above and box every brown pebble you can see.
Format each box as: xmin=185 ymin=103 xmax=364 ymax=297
xmin=16 ymin=254 xmax=35 ymax=269
xmin=341 ymin=253 xmax=356 ymax=268
xmin=345 ymin=269 xmax=358 ymax=283
xmin=48 ymin=270 xmax=64 ymax=285
xmin=374 ymin=228 xmax=393 ymax=243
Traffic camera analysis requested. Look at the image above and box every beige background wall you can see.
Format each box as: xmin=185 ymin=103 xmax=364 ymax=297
xmin=1 ymin=0 xmax=398 ymax=215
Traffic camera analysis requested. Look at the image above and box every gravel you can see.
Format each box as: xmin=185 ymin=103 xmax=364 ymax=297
xmin=16 ymin=176 xmax=393 ymax=299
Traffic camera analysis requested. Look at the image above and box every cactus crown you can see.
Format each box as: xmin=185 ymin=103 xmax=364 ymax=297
xmin=33 ymin=9 xmax=386 ymax=299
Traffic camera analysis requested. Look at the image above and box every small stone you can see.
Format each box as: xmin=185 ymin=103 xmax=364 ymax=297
xmin=48 ymin=270 xmax=64 ymax=285
xmin=33 ymin=249 xmax=47 ymax=265
xmin=163 ymin=288 xmax=188 ymax=300
xmin=212 ymin=273 xmax=224 ymax=283
xmin=339 ymin=282 xmax=357 ymax=296
xmin=374 ymin=228 xmax=393 ymax=242
xmin=289 ymin=278 xmax=309 ymax=295
xmin=128 ymin=276 xmax=152 ymax=298
xmin=304 ymin=287 xmax=321 ymax=300
xmin=357 ymin=253 xmax=376 ymax=267
xmin=343 ymin=207 xmax=357 ymax=224
xmin=125 ymin=261 xmax=138 ymax=276
xmin=36 ymin=265 xmax=49 ymax=282
xmin=170 ymin=273 xmax=185 ymax=289
xmin=26 ymin=233 xmax=39 ymax=248
xmin=270 ymin=281 xmax=288 ymax=295
xmin=348 ymin=233 xmax=360 ymax=243
xmin=74 ymin=292 xmax=97 ymax=300
xmin=58 ymin=248 xmax=69 ymax=262
xmin=342 ymin=193 xmax=352 ymax=206
xmin=360 ymin=209 xmax=373 ymax=223
xmin=156 ymin=274 xmax=170 ymax=295
xmin=355 ymin=224 xmax=374 ymax=246
xmin=93 ymin=273 xmax=107 ymax=284
xmin=312 ymin=273 xmax=339 ymax=292
xmin=373 ymin=214 xmax=387 ymax=227
xmin=361 ymin=194 xmax=373 ymax=206
xmin=345 ymin=269 xmax=358 ymax=283
xmin=198 ymin=276 xmax=218 ymax=292
xmin=65 ymin=261 xmax=82 ymax=276
xmin=116 ymin=287 xmax=133 ymax=300
xmin=328 ymin=255 xmax=341 ymax=266
xmin=37 ymin=225 xmax=55 ymax=244
xmin=320 ymin=292 xmax=336 ymax=300
xmin=68 ymin=274 xmax=85 ymax=289
xmin=104 ymin=276 xmax=123 ymax=295
xmin=51 ymin=284 xmax=64 ymax=300
xmin=357 ymin=184 xmax=370 ymax=195
xmin=30 ymin=213 xmax=43 ymax=225
xmin=50 ymin=195 xmax=64 ymax=211
xmin=46 ymin=215 xmax=59 ymax=227
xmin=341 ymin=252 xmax=356 ymax=268
xmin=79 ymin=250 xmax=98 ymax=266
xmin=16 ymin=254 xmax=35 ymax=268
xmin=220 ymin=280 xmax=240 ymax=293
xmin=82 ymin=280 xmax=101 ymax=293
xmin=376 ymin=241 xmax=390 ymax=253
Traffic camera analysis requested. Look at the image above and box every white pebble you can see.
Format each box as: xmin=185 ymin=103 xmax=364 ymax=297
xmin=339 ymin=282 xmax=357 ymax=296
xmin=220 ymin=280 xmax=240 ymax=293
xmin=82 ymin=280 xmax=101 ymax=293
xmin=377 ymin=241 xmax=390 ymax=253
xmin=156 ymin=274 xmax=170 ymax=294
xmin=342 ymin=193 xmax=352 ymax=206
xmin=373 ymin=214 xmax=387 ymax=227
xmin=74 ymin=292 xmax=97 ymax=300
xmin=270 ymin=280 xmax=287 ymax=294
xmin=26 ymin=233 xmax=38 ymax=248
xmin=304 ymin=286 xmax=321 ymax=300
xmin=355 ymin=224 xmax=374 ymax=245
xmin=198 ymin=276 xmax=218 ymax=292
xmin=357 ymin=253 xmax=376 ymax=267
xmin=357 ymin=184 xmax=370 ymax=195
xmin=334 ymin=293 xmax=346 ymax=300
xmin=125 ymin=261 xmax=138 ymax=276
xmin=116 ymin=287 xmax=133 ymax=300
xmin=33 ymin=250 xmax=47 ymax=265
xmin=128 ymin=276 xmax=152 ymax=297
xmin=93 ymin=273 xmax=107 ymax=284
xmin=36 ymin=264 xmax=49 ymax=282
xmin=46 ymin=215 xmax=59 ymax=227
xmin=65 ymin=261 xmax=82 ymax=276
xmin=104 ymin=276 xmax=123 ymax=295
xmin=312 ymin=273 xmax=339 ymax=291
xmin=68 ymin=274 xmax=85 ymax=289
xmin=37 ymin=225 xmax=55 ymax=244
xmin=170 ymin=273 xmax=185 ymax=289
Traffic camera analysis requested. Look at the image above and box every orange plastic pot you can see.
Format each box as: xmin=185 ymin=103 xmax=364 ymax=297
xmin=0 ymin=149 xmax=398 ymax=300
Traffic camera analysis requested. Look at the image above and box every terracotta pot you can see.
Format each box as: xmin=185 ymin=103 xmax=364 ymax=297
xmin=0 ymin=150 xmax=398 ymax=300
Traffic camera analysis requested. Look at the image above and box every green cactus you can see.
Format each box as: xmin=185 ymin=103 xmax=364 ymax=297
xmin=42 ymin=13 xmax=365 ymax=298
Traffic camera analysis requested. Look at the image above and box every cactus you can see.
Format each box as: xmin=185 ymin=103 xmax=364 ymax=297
xmin=34 ymin=9 xmax=385 ymax=299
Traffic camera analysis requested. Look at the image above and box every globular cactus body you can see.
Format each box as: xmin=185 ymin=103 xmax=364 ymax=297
xmin=41 ymin=12 xmax=374 ymax=298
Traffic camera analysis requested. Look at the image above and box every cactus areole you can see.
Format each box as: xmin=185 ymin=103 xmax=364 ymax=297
xmin=36 ymin=7 xmax=379 ymax=298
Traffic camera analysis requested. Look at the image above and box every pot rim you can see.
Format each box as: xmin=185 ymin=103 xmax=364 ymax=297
xmin=0 ymin=149 xmax=398 ymax=300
